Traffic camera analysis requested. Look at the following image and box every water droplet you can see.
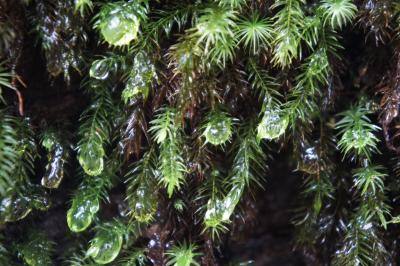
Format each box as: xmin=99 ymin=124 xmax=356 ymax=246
xmin=90 ymin=59 xmax=110 ymax=80
xmin=67 ymin=194 xmax=99 ymax=232
xmin=87 ymin=223 xmax=123 ymax=264
xmin=203 ymin=111 xmax=233 ymax=146
xmin=257 ymin=109 xmax=289 ymax=140
xmin=128 ymin=184 xmax=157 ymax=223
xmin=98 ymin=3 xmax=141 ymax=46
xmin=78 ymin=141 xmax=105 ymax=176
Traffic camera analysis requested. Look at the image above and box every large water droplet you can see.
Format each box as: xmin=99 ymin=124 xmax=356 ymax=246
xmin=257 ymin=109 xmax=289 ymax=140
xmin=67 ymin=194 xmax=99 ymax=232
xmin=78 ymin=141 xmax=105 ymax=176
xmin=90 ymin=59 xmax=110 ymax=80
xmin=87 ymin=223 xmax=123 ymax=264
xmin=98 ymin=3 xmax=141 ymax=46
xmin=203 ymin=111 xmax=233 ymax=146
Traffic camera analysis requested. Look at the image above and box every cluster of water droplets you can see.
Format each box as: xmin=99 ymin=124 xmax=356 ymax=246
xmin=35 ymin=1 xmax=87 ymax=82
xmin=17 ymin=233 xmax=52 ymax=266
xmin=128 ymin=182 xmax=158 ymax=223
xmin=204 ymin=184 xmax=243 ymax=229
xmin=0 ymin=185 xmax=50 ymax=223
xmin=122 ymin=52 xmax=156 ymax=103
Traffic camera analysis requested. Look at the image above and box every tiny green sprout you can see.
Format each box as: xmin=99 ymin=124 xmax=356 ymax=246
xmin=202 ymin=110 xmax=233 ymax=146
xmin=95 ymin=2 xmax=147 ymax=46
xmin=257 ymin=108 xmax=289 ymax=141
xmin=352 ymin=165 xmax=386 ymax=195
xmin=336 ymin=105 xmax=380 ymax=161
xmin=41 ymin=132 xmax=56 ymax=151
xmin=86 ymin=220 xmax=125 ymax=264
xmin=174 ymin=199 xmax=185 ymax=212
xmin=320 ymin=0 xmax=357 ymax=30
xmin=166 ymin=242 xmax=201 ymax=266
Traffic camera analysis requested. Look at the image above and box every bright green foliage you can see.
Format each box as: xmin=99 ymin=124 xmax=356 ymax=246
xmin=285 ymin=48 xmax=330 ymax=124
xmin=77 ymin=85 xmax=113 ymax=176
xmin=150 ymin=108 xmax=186 ymax=197
xmin=86 ymin=220 xmax=127 ymax=264
xmin=202 ymin=110 xmax=234 ymax=146
xmin=189 ymin=7 xmax=237 ymax=67
xmin=217 ymin=0 xmax=247 ymax=10
xmin=74 ymin=0 xmax=93 ymax=16
xmin=126 ymin=150 xmax=158 ymax=223
xmin=335 ymin=103 xmax=390 ymax=264
xmin=336 ymin=105 xmax=380 ymax=160
xmin=353 ymin=165 xmax=386 ymax=195
xmin=271 ymin=0 xmax=306 ymax=68
xmin=205 ymin=122 xmax=265 ymax=233
xmin=95 ymin=1 xmax=148 ymax=46
xmin=320 ymin=0 xmax=357 ymax=30
xmin=16 ymin=232 xmax=53 ymax=266
xmin=0 ymin=0 xmax=397 ymax=265
xmin=236 ymin=13 xmax=272 ymax=54
xmin=166 ymin=242 xmax=201 ymax=266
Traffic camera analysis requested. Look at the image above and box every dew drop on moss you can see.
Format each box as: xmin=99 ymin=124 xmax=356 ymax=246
xmin=78 ymin=141 xmax=105 ymax=176
xmin=41 ymin=144 xmax=65 ymax=189
xmin=98 ymin=3 xmax=140 ymax=46
xmin=90 ymin=60 xmax=110 ymax=80
xmin=257 ymin=109 xmax=289 ymax=140
xmin=203 ymin=111 xmax=233 ymax=146
xmin=87 ymin=224 xmax=123 ymax=264
xmin=67 ymin=194 xmax=99 ymax=232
